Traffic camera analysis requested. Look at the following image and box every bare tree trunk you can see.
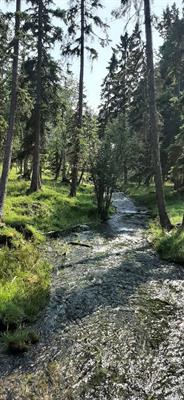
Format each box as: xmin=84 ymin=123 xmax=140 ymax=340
xmin=0 ymin=0 xmax=21 ymax=219
xmin=123 ymin=161 xmax=128 ymax=185
xmin=29 ymin=0 xmax=42 ymax=192
xmin=78 ymin=162 xmax=86 ymax=186
xmin=70 ymin=0 xmax=84 ymax=197
xmin=55 ymin=154 xmax=62 ymax=181
xmin=23 ymin=155 xmax=30 ymax=179
xmin=61 ymin=150 xmax=67 ymax=181
xmin=144 ymin=0 xmax=171 ymax=229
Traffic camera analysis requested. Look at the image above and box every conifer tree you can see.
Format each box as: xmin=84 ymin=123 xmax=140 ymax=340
xmin=64 ymin=0 xmax=109 ymax=196
xmin=117 ymin=0 xmax=171 ymax=228
xmin=25 ymin=0 xmax=63 ymax=192
xmin=0 ymin=0 xmax=21 ymax=218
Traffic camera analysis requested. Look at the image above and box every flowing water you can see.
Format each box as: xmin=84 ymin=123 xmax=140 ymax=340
xmin=0 ymin=193 xmax=184 ymax=399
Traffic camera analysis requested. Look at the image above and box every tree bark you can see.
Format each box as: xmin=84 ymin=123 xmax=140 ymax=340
xmin=144 ymin=0 xmax=171 ymax=229
xmin=78 ymin=162 xmax=86 ymax=186
xmin=55 ymin=154 xmax=62 ymax=181
xmin=29 ymin=0 xmax=43 ymax=192
xmin=23 ymin=155 xmax=31 ymax=180
xmin=70 ymin=0 xmax=84 ymax=197
xmin=0 ymin=0 xmax=21 ymax=219
xmin=123 ymin=161 xmax=128 ymax=185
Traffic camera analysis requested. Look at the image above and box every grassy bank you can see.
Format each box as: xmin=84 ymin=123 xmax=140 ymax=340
xmin=127 ymin=184 xmax=184 ymax=264
xmin=0 ymin=171 xmax=98 ymax=352
xmin=4 ymin=171 xmax=98 ymax=234
xmin=0 ymin=240 xmax=51 ymax=353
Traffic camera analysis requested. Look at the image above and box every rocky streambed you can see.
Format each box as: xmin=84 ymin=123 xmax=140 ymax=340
xmin=0 ymin=193 xmax=183 ymax=399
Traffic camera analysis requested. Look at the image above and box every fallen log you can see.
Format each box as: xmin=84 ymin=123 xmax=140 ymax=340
xmin=68 ymin=241 xmax=92 ymax=248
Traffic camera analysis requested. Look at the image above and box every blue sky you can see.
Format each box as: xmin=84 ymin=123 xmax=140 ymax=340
xmin=2 ymin=0 xmax=183 ymax=109
xmin=58 ymin=0 xmax=183 ymax=110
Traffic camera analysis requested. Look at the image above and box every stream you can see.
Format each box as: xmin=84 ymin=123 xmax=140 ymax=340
xmin=0 ymin=193 xmax=184 ymax=399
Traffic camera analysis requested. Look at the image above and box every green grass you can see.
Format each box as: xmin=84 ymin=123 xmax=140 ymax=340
xmin=0 ymin=170 xmax=98 ymax=352
xmin=150 ymin=224 xmax=184 ymax=264
xmin=1 ymin=328 xmax=40 ymax=353
xmin=0 ymin=240 xmax=51 ymax=344
xmin=4 ymin=170 xmax=98 ymax=234
xmin=127 ymin=184 xmax=183 ymax=224
xmin=127 ymin=183 xmax=184 ymax=264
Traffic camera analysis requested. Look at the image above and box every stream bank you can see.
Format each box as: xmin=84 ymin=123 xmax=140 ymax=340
xmin=0 ymin=193 xmax=183 ymax=399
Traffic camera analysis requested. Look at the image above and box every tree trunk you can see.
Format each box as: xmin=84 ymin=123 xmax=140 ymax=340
xmin=123 ymin=161 xmax=128 ymax=185
xmin=78 ymin=162 xmax=86 ymax=186
xmin=61 ymin=150 xmax=68 ymax=182
xmin=144 ymin=0 xmax=171 ymax=229
xmin=23 ymin=155 xmax=31 ymax=180
xmin=55 ymin=154 xmax=62 ymax=181
xmin=70 ymin=0 xmax=84 ymax=197
xmin=0 ymin=0 xmax=21 ymax=219
xmin=29 ymin=0 xmax=42 ymax=192
xmin=144 ymin=173 xmax=151 ymax=187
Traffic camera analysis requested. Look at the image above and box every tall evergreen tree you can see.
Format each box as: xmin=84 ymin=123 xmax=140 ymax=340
xmin=24 ymin=0 xmax=63 ymax=192
xmin=99 ymin=26 xmax=145 ymax=184
xmin=118 ymin=0 xmax=171 ymax=228
xmin=143 ymin=0 xmax=171 ymax=228
xmin=29 ymin=0 xmax=43 ymax=192
xmin=64 ymin=0 xmax=109 ymax=196
xmin=157 ymin=5 xmax=184 ymax=182
xmin=0 ymin=0 xmax=21 ymax=218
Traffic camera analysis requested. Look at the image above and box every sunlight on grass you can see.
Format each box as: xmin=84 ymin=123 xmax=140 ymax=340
xmin=128 ymin=183 xmax=183 ymax=224
xmin=0 ymin=169 xmax=98 ymax=352
xmin=3 ymin=170 xmax=98 ymax=233
xmin=0 ymin=240 xmax=51 ymax=332
xmin=150 ymin=224 xmax=184 ymax=264
xmin=128 ymin=183 xmax=184 ymax=264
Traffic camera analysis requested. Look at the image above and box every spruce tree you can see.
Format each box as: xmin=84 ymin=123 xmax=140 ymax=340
xmin=117 ymin=0 xmax=171 ymax=229
xmin=64 ymin=0 xmax=109 ymax=196
xmin=0 ymin=0 xmax=21 ymax=219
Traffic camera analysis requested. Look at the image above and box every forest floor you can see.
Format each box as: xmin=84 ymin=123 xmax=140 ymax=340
xmin=3 ymin=171 xmax=98 ymax=232
xmin=0 ymin=192 xmax=183 ymax=399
